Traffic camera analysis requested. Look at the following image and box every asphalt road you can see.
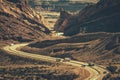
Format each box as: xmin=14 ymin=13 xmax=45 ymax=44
xmin=3 ymin=43 xmax=108 ymax=80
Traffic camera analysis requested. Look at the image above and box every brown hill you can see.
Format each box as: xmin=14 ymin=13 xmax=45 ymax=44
xmin=21 ymin=32 xmax=120 ymax=70
xmin=54 ymin=0 xmax=120 ymax=36
xmin=0 ymin=0 xmax=50 ymax=42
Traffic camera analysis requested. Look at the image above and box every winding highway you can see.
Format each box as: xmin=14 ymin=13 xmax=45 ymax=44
xmin=3 ymin=43 xmax=108 ymax=80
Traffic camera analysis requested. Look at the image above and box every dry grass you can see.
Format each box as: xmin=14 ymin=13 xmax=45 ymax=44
xmin=0 ymin=48 xmax=90 ymax=80
xmin=0 ymin=64 xmax=89 ymax=80
xmin=22 ymin=33 xmax=120 ymax=67
xmin=21 ymin=33 xmax=120 ymax=79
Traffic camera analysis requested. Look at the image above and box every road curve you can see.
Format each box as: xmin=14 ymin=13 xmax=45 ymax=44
xmin=3 ymin=43 xmax=108 ymax=80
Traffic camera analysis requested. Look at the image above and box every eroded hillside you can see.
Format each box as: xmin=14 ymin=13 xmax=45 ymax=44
xmin=0 ymin=0 xmax=50 ymax=42
xmin=54 ymin=0 xmax=120 ymax=36
xmin=0 ymin=50 xmax=89 ymax=80
xmin=22 ymin=33 xmax=120 ymax=64
xmin=21 ymin=32 xmax=120 ymax=80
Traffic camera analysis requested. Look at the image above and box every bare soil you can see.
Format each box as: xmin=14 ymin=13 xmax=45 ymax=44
xmin=0 ymin=48 xmax=89 ymax=80
xmin=21 ymin=32 xmax=120 ymax=80
xmin=22 ymin=33 xmax=120 ymax=64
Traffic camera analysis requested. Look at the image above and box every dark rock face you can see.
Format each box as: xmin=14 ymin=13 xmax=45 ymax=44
xmin=0 ymin=0 xmax=50 ymax=41
xmin=54 ymin=10 xmax=72 ymax=32
xmin=54 ymin=0 xmax=120 ymax=36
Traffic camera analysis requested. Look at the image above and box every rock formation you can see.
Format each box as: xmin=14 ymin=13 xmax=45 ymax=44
xmin=54 ymin=0 xmax=120 ymax=36
xmin=0 ymin=0 xmax=50 ymax=41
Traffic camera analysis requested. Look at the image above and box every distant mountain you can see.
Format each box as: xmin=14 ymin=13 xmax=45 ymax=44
xmin=54 ymin=0 xmax=120 ymax=36
xmin=29 ymin=0 xmax=99 ymax=12
xmin=0 ymin=0 xmax=50 ymax=42
xmin=33 ymin=0 xmax=99 ymax=3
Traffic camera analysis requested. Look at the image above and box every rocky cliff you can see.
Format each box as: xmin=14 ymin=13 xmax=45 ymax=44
xmin=54 ymin=0 xmax=120 ymax=36
xmin=54 ymin=10 xmax=72 ymax=32
xmin=0 ymin=0 xmax=50 ymax=42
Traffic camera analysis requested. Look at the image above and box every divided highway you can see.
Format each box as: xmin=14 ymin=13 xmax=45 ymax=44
xmin=3 ymin=43 xmax=108 ymax=80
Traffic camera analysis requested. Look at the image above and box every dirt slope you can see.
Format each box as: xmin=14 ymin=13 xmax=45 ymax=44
xmin=0 ymin=0 xmax=50 ymax=42
xmin=22 ymin=33 xmax=120 ymax=63
xmin=22 ymin=32 xmax=120 ymax=80
xmin=54 ymin=0 xmax=120 ymax=36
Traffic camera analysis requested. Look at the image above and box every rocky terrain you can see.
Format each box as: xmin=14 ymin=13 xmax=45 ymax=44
xmin=0 ymin=49 xmax=90 ymax=80
xmin=0 ymin=0 xmax=50 ymax=42
xmin=22 ymin=33 xmax=120 ymax=64
xmin=0 ymin=0 xmax=120 ymax=80
xmin=29 ymin=0 xmax=98 ymax=12
xmin=0 ymin=0 xmax=91 ymax=80
xmin=54 ymin=0 xmax=120 ymax=36
xmin=21 ymin=32 xmax=120 ymax=80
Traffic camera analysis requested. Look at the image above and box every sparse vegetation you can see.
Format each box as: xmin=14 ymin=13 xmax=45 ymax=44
xmin=0 ymin=48 xmax=90 ymax=80
xmin=0 ymin=0 xmax=120 ymax=80
xmin=21 ymin=33 xmax=120 ymax=80
xmin=103 ymin=65 xmax=120 ymax=80
xmin=21 ymin=33 xmax=120 ymax=61
xmin=0 ymin=66 xmax=79 ymax=80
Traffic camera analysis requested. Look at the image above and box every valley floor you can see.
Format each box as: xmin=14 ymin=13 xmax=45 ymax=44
xmin=0 ymin=32 xmax=120 ymax=80
xmin=21 ymin=32 xmax=120 ymax=80
xmin=0 ymin=46 xmax=89 ymax=80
